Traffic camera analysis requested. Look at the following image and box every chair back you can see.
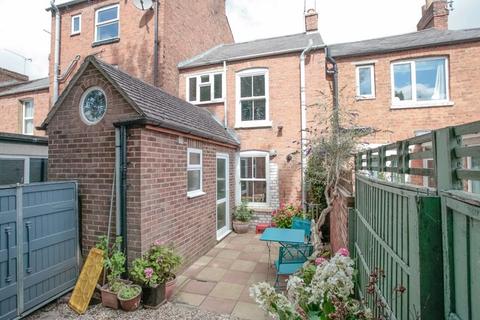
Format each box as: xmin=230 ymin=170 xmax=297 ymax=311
xmin=292 ymin=217 xmax=312 ymax=241
xmin=278 ymin=244 xmax=313 ymax=264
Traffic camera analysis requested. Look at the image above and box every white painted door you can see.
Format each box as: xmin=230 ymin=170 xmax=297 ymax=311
xmin=216 ymin=154 xmax=230 ymax=240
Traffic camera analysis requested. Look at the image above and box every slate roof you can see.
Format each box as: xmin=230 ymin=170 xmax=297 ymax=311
xmin=41 ymin=56 xmax=239 ymax=146
xmin=0 ymin=78 xmax=49 ymax=97
xmin=0 ymin=132 xmax=48 ymax=145
xmin=329 ymin=27 xmax=480 ymax=58
xmin=178 ymin=32 xmax=324 ymax=69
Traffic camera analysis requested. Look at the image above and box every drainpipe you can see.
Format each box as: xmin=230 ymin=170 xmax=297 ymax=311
xmin=325 ymin=47 xmax=339 ymax=137
xmin=153 ymin=0 xmax=160 ymax=86
xmin=50 ymin=0 xmax=60 ymax=104
xmin=300 ymin=39 xmax=314 ymax=209
xmin=115 ymin=126 xmax=128 ymax=265
xmin=223 ymin=60 xmax=228 ymax=127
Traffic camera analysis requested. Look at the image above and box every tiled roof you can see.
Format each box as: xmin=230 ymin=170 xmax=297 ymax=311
xmin=0 ymin=78 xmax=49 ymax=97
xmin=42 ymin=56 xmax=239 ymax=146
xmin=329 ymin=27 xmax=480 ymax=58
xmin=178 ymin=32 xmax=324 ymax=69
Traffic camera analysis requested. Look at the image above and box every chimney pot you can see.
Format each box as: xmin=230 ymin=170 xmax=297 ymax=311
xmin=305 ymin=9 xmax=318 ymax=33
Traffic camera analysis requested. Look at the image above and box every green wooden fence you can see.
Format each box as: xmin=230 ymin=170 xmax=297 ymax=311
xmin=352 ymin=121 xmax=480 ymax=320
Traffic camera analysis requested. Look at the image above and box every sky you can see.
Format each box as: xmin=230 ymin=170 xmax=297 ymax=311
xmin=0 ymin=0 xmax=478 ymax=80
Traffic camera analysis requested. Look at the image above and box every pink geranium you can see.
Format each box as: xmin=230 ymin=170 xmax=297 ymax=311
xmin=337 ymin=247 xmax=350 ymax=257
xmin=154 ymin=239 xmax=162 ymax=246
xmin=144 ymin=267 xmax=154 ymax=279
xmin=315 ymin=257 xmax=327 ymax=265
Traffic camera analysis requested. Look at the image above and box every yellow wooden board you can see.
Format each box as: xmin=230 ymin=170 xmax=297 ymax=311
xmin=68 ymin=248 xmax=104 ymax=314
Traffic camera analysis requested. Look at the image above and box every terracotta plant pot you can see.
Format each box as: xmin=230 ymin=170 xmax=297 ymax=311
xmin=100 ymin=279 xmax=132 ymax=310
xmin=165 ymin=276 xmax=176 ymax=300
xmin=118 ymin=285 xmax=142 ymax=312
xmin=142 ymin=282 xmax=166 ymax=308
xmin=233 ymin=220 xmax=250 ymax=234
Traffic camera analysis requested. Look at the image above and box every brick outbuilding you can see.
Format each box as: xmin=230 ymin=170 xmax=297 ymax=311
xmin=40 ymin=56 xmax=239 ymax=265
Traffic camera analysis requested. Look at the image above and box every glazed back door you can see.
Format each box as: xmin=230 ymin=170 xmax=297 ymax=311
xmin=216 ymin=154 xmax=229 ymax=239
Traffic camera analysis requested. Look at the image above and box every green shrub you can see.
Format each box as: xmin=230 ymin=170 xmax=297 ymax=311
xmin=233 ymin=201 xmax=253 ymax=222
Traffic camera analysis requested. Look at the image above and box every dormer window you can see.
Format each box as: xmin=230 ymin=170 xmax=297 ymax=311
xmin=187 ymin=72 xmax=223 ymax=104
xmin=71 ymin=14 xmax=81 ymax=35
xmin=95 ymin=4 xmax=119 ymax=43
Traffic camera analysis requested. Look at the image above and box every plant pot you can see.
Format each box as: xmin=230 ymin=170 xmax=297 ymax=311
xmin=233 ymin=220 xmax=250 ymax=234
xmin=100 ymin=279 xmax=132 ymax=310
xmin=118 ymin=285 xmax=142 ymax=312
xmin=142 ymin=282 xmax=166 ymax=308
xmin=165 ymin=276 xmax=176 ymax=300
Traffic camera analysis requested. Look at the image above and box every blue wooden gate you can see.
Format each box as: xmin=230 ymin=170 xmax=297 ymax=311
xmin=0 ymin=182 xmax=79 ymax=320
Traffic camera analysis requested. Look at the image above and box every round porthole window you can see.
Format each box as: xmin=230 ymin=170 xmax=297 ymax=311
xmin=79 ymin=87 xmax=107 ymax=125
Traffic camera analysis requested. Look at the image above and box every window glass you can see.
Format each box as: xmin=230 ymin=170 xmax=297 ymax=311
xmin=358 ymin=66 xmax=373 ymax=96
xmin=416 ymin=59 xmax=446 ymax=101
xmin=187 ymin=170 xmax=201 ymax=191
xmin=214 ymin=74 xmax=222 ymax=99
xmin=24 ymin=101 xmax=33 ymax=117
xmin=241 ymin=101 xmax=253 ymax=121
xmin=30 ymin=158 xmax=48 ymax=183
xmin=472 ymin=157 xmax=480 ymax=193
xmin=216 ymin=202 xmax=226 ymax=229
xmin=393 ymin=63 xmax=412 ymax=101
xmin=253 ymin=100 xmax=266 ymax=120
xmin=97 ymin=6 xmax=118 ymax=23
xmin=200 ymin=75 xmax=209 ymax=83
xmin=253 ymin=75 xmax=265 ymax=96
xmin=240 ymin=155 xmax=267 ymax=203
xmin=24 ymin=120 xmax=34 ymax=135
xmin=188 ymin=77 xmax=197 ymax=101
xmin=81 ymin=88 xmax=107 ymax=124
xmin=97 ymin=23 xmax=119 ymax=41
xmin=200 ymin=85 xmax=211 ymax=102
xmin=240 ymin=77 xmax=252 ymax=98
xmin=0 ymin=159 xmax=24 ymax=185
xmin=72 ymin=15 xmax=81 ymax=33
xmin=189 ymin=152 xmax=201 ymax=165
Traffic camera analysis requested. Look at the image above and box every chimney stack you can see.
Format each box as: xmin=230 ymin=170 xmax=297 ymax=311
xmin=305 ymin=8 xmax=318 ymax=33
xmin=417 ymin=0 xmax=449 ymax=31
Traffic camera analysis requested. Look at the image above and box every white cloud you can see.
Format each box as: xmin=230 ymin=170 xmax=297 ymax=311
xmin=0 ymin=0 xmax=478 ymax=79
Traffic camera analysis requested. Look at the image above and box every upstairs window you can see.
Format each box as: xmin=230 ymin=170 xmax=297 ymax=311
xmin=356 ymin=65 xmax=375 ymax=99
xmin=187 ymin=148 xmax=204 ymax=197
xmin=95 ymin=4 xmax=119 ymax=42
xmin=22 ymin=100 xmax=34 ymax=135
xmin=391 ymin=57 xmax=449 ymax=108
xmin=236 ymin=68 xmax=270 ymax=128
xmin=187 ymin=73 xmax=223 ymax=104
xmin=71 ymin=14 xmax=81 ymax=35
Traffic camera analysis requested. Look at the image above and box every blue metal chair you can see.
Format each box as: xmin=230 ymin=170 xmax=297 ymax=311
xmin=274 ymin=244 xmax=313 ymax=288
xmin=292 ymin=217 xmax=312 ymax=242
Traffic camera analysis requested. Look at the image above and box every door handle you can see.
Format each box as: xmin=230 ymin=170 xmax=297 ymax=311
xmin=5 ymin=227 xmax=12 ymax=282
xmin=26 ymin=222 xmax=32 ymax=273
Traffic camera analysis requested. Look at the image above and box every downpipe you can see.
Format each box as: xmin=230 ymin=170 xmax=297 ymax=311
xmin=50 ymin=0 xmax=60 ymax=104
xmin=300 ymin=39 xmax=314 ymax=209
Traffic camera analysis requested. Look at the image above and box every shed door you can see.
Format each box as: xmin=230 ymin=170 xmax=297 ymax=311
xmin=216 ymin=154 xmax=230 ymax=240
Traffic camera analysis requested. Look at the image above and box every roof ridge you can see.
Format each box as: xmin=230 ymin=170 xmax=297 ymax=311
xmin=221 ymin=31 xmax=316 ymax=47
xmin=178 ymin=44 xmax=225 ymax=68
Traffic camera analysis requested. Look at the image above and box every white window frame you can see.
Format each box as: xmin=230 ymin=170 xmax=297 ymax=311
xmin=71 ymin=14 xmax=81 ymax=35
xmin=186 ymin=71 xmax=224 ymax=104
xmin=187 ymin=148 xmax=204 ymax=198
xmin=356 ymin=64 xmax=375 ymax=99
xmin=22 ymin=100 xmax=34 ymax=135
xmin=238 ymin=151 xmax=270 ymax=207
xmin=94 ymin=4 xmax=120 ymax=43
xmin=390 ymin=57 xmax=451 ymax=109
xmin=235 ymin=68 xmax=271 ymax=128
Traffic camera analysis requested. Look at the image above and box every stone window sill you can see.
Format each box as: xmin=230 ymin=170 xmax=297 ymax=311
xmin=92 ymin=38 xmax=120 ymax=48
xmin=187 ymin=190 xmax=206 ymax=199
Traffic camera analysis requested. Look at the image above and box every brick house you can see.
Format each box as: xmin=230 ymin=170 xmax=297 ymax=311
xmin=47 ymin=0 xmax=233 ymax=105
xmin=177 ymin=0 xmax=480 ymax=222
xmin=40 ymin=56 xmax=238 ymax=262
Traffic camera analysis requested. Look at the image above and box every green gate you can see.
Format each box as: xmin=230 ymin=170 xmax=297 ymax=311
xmin=353 ymin=121 xmax=480 ymax=320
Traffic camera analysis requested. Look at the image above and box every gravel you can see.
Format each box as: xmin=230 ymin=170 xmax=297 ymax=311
xmin=26 ymin=301 xmax=236 ymax=320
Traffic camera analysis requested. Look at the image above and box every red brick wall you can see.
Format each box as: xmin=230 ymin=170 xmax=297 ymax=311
xmin=0 ymin=68 xmax=28 ymax=83
xmin=335 ymin=41 xmax=480 ymax=145
xmin=0 ymin=89 xmax=49 ymax=136
xmin=49 ymin=0 xmax=233 ymax=102
xmin=179 ymin=50 xmax=328 ymax=207
xmin=330 ymin=186 xmax=354 ymax=253
xmin=46 ymin=64 xmax=139 ymax=255
xmin=136 ymin=129 xmax=236 ymax=265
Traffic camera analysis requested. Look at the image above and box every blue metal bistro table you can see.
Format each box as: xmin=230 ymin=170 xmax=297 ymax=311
xmin=259 ymin=228 xmax=306 ymax=279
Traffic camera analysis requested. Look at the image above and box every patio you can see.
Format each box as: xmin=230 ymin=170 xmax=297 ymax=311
xmin=172 ymin=232 xmax=280 ymax=320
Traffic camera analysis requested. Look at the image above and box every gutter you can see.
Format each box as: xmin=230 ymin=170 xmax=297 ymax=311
xmin=300 ymin=39 xmax=314 ymax=208
xmin=50 ymin=0 xmax=61 ymax=104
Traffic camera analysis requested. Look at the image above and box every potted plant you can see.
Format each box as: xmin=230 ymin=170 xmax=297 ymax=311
xmin=96 ymin=236 xmax=129 ymax=310
xmin=271 ymin=203 xmax=306 ymax=229
xmin=117 ymin=284 xmax=142 ymax=311
xmin=130 ymin=256 xmax=163 ymax=308
xmin=149 ymin=243 xmax=181 ymax=300
xmin=233 ymin=201 xmax=253 ymax=234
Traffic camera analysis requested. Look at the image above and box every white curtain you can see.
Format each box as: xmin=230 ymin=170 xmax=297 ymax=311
xmin=432 ymin=62 xmax=446 ymax=100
